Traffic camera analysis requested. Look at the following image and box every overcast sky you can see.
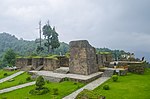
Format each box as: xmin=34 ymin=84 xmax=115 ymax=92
xmin=0 ymin=0 xmax=150 ymax=61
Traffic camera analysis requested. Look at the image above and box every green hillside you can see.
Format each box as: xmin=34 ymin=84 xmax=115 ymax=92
xmin=0 ymin=33 xmax=69 ymax=58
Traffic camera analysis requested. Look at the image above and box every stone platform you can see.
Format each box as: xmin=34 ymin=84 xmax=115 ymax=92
xmin=100 ymin=67 xmax=128 ymax=76
xmin=29 ymin=70 xmax=103 ymax=83
xmin=53 ymin=67 xmax=69 ymax=74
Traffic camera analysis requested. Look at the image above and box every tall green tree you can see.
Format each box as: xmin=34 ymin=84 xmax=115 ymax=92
xmin=3 ymin=49 xmax=16 ymax=66
xmin=51 ymin=27 xmax=60 ymax=53
xmin=42 ymin=22 xmax=60 ymax=53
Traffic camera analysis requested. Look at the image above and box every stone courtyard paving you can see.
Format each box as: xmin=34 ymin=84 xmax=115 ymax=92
xmin=63 ymin=77 xmax=110 ymax=99
xmin=0 ymin=71 xmax=24 ymax=83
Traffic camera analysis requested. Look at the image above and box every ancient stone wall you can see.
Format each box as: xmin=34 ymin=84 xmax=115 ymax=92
xmin=96 ymin=54 xmax=103 ymax=66
xmin=69 ymin=40 xmax=99 ymax=75
xmin=96 ymin=54 xmax=113 ymax=67
xmin=106 ymin=54 xmax=113 ymax=62
xmin=32 ymin=58 xmax=44 ymax=69
xmin=57 ymin=56 xmax=69 ymax=67
xmin=15 ymin=58 xmax=32 ymax=68
xmin=43 ymin=58 xmax=60 ymax=71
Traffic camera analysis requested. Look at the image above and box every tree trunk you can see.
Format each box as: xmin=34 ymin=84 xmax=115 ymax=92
xmin=48 ymin=37 xmax=50 ymax=53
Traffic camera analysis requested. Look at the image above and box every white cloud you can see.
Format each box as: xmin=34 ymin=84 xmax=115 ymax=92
xmin=0 ymin=0 xmax=150 ymax=61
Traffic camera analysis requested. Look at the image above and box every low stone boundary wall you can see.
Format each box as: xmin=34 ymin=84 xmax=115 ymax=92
xmin=43 ymin=58 xmax=60 ymax=71
xmin=16 ymin=58 xmax=32 ymax=68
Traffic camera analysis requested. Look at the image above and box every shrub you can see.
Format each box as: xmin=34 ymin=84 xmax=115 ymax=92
xmin=36 ymin=76 xmax=45 ymax=90
xmin=103 ymin=84 xmax=110 ymax=90
xmin=26 ymin=77 xmax=31 ymax=81
xmin=29 ymin=76 xmax=49 ymax=95
xmin=46 ymin=80 xmax=50 ymax=84
xmin=3 ymin=73 xmax=8 ymax=77
xmin=112 ymin=75 xmax=118 ymax=82
xmin=63 ymin=77 xmax=69 ymax=81
xmin=18 ymin=81 xmax=24 ymax=84
xmin=29 ymin=87 xmax=49 ymax=95
xmin=53 ymin=88 xmax=58 ymax=95
xmin=76 ymin=89 xmax=105 ymax=99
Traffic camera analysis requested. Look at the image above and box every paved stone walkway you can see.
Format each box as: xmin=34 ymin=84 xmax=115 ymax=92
xmin=0 ymin=81 xmax=35 ymax=94
xmin=63 ymin=77 xmax=110 ymax=99
xmin=0 ymin=71 xmax=24 ymax=83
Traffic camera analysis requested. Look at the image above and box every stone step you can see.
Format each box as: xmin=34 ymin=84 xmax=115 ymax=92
xmin=102 ymin=70 xmax=114 ymax=77
xmin=53 ymin=67 xmax=69 ymax=74
xmin=43 ymin=76 xmax=63 ymax=82
xmin=35 ymin=65 xmax=44 ymax=71
xmin=31 ymin=74 xmax=63 ymax=82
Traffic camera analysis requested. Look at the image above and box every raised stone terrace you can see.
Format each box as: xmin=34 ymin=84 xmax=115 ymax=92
xmin=29 ymin=69 xmax=103 ymax=83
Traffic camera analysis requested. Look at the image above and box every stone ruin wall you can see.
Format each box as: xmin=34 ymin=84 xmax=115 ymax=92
xmin=96 ymin=54 xmax=113 ymax=67
xmin=15 ymin=58 xmax=32 ymax=68
xmin=32 ymin=58 xmax=44 ymax=69
xmin=69 ymin=40 xmax=99 ymax=75
xmin=16 ymin=56 xmax=69 ymax=71
xmin=57 ymin=56 xmax=69 ymax=67
xmin=43 ymin=58 xmax=60 ymax=71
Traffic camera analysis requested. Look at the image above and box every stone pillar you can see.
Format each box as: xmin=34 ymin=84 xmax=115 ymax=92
xmin=43 ymin=58 xmax=60 ymax=71
xmin=69 ymin=40 xmax=99 ymax=75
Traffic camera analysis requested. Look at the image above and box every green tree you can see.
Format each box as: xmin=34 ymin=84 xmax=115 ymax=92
xmin=42 ymin=22 xmax=60 ymax=53
xmin=3 ymin=49 xmax=16 ymax=66
xmin=51 ymin=27 xmax=60 ymax=53
xmin=36 ymin=76 xmax=45 ymax=90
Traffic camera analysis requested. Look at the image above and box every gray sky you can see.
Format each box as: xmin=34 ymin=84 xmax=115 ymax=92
xmin=0 ymin=0 xmax=150 ymax=61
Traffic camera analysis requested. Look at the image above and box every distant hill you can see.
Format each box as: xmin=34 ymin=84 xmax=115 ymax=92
xmin=0 ymin=33 xmax=69 ymax=58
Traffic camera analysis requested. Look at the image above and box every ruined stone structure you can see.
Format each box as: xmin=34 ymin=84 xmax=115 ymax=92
xmin=16 ymin=40 xmax=113 ymax=77
xmin=16 ymin=58 xmax=32 ymax=68
xmin=32 ymin=58 xmax=44 ymax=69
xmin=57 ymin=56 xmax=69 ymax=67
xmin=97 ymin=54 xmax=113 ymax=67
xmin=69 ymin=40 xmax=99 ymax=75
xmin=15 ymin=56 xmax=69 ymax=71
xmin=43 ymin=58 xmax=60 ymax=71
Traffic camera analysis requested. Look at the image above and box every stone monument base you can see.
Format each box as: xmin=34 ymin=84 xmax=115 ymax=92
xmin=29 ymin=69 xmax=103 ymax=83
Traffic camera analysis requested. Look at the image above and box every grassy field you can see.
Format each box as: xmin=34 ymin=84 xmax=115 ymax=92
xmin=94 ymin=68 xmax=150 ymax=99
xmin=0 ymin=81 xmax=85 ymax=99
xmin=0 ymin=69 xmax=18 ymax=79
xmin=0 ymin=72 xmax=33 ymax=90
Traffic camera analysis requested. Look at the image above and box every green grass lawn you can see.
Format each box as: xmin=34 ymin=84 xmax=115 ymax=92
xmin=94 ymin=68 xmax=150 ymax=99
xmin=0 ymin=81 xmax=85 ymax=99
xmin=0 ymin=69 xmax=18 ymax=79
xmin=0 ymin=72 xmax=33 ymax=90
